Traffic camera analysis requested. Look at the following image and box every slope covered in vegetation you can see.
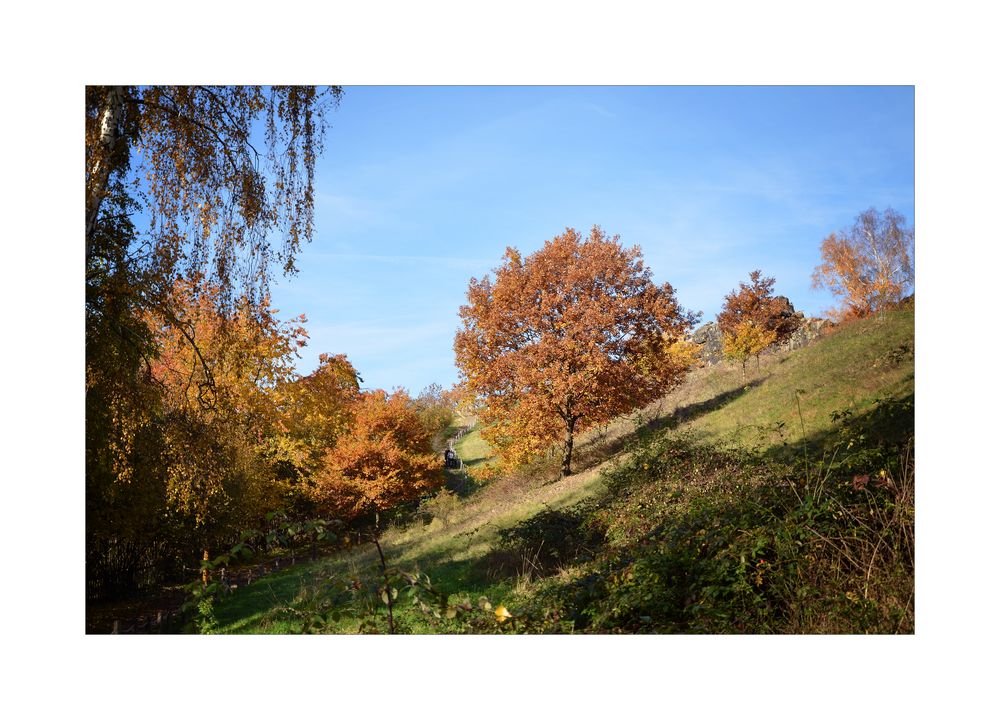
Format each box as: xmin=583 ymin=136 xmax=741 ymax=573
xmin=211 ymin=307 xmax=914 ymax=634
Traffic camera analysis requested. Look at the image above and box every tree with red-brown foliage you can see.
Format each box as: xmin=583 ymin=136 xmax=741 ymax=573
xmin=311 ymin=389 xmax=444 ymax=520
xmin=454 ymin=226 xmax=697 ymax=476
xmin=718 ymin=270 xmax=797 ymax=343
xmin=717 ymin=270 xmax=795 ymax=373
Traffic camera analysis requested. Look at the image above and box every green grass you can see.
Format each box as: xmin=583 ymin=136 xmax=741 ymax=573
xmin=211 ymin=436 xmax=609 ymax=633
xmin=452 ymin=422 xmax=495 ymax=470
xmin=210 ymin=308 xmax=914 ymax=634
xmin=677 ymin=309 xmax=913 ymax=453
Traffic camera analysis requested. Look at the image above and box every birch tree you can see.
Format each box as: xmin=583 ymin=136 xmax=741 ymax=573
xmin=86 ymin=86 xmax=340 ymax=597
xmin=812 ymin=207 xmax=915 ymax=319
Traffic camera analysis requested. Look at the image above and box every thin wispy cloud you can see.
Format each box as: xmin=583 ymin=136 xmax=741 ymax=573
xmin=580 ymin=101 xmax=617 ymax=119
xmin=301 ymin=252 xmax=493 ymax=272
xmin=269 ymin=86 xmax=913 ymax=393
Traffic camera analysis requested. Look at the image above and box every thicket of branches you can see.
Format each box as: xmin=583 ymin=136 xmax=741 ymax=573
xmin=86 ymin=87 xmax=448 ymax=600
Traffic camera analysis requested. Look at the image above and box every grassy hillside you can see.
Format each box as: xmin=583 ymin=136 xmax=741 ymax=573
xmin=676 ymin=310 xmax=913 ymax=452
xmin=572 ymin=307 xmax=913 ymax=464
xmin=452 ymin=422 xmax=495 ymax=471
xmin=210 ymin=308 xmax=914 ymax=634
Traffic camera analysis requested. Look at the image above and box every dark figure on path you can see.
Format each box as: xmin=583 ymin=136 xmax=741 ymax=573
xmin=444 ymin=449 xmax=457 ymax=469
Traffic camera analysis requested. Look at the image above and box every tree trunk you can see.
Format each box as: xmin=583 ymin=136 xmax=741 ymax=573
xmin=86 ymin=86 xmax=127 ymax=247
xmin=561 ymin=416 xmax=576 ymax=476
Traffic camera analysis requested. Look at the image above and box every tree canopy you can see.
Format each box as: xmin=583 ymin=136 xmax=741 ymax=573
xmin=717 ymin=270 xmax=790 ymax=375
xmin=812 ymin=207 xmax=915 ymax=320
xmin=311 ymin=389 xmax=444 ymax=519
xmin=86 ymin=86 xmax=340 ymax=598
xmin=86 ymin=86 xmax=340 ymax=305
xmin=454 ymin=226 xmax=697 ymax=476
xmin=717 ymin=270 xmax=796 ymax=343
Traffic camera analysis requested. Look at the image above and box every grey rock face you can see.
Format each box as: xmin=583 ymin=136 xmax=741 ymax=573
xmin=688 ymin=297 xmax=831 ymax=364
xmin=690 ymin=321 xmax=724 ymax=365
xmin=780 ymin=317 xmax=832 ymax=352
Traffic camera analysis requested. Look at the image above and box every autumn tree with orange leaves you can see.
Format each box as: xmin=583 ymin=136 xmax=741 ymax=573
xmin=718 ymin=271 xmax=797 ymax=344
xmin=86 ymin=86 xmax=339 ymax=597
xmin=274 ymin=353 xmax=362 ymax=490
xmin=311 ymin=390 xmax=444 ymax=520
xmin=717 ymin=270 xmax=794 ymax=375
xmin=455 ymin=226 xmax=697 ymax=476
xmin=812 ymin=207 xmax=914 ymax=320
xmin=145 ymin=280 xmax=309 ymax=555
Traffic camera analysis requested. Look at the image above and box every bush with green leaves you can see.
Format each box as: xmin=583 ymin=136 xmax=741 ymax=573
xmin=491 ymin=506 xmax=604 ymax=576
xmin=516 ymin=425 xmax=913 ymax=634
xmin=418 ymin=489 xmax=462 ymax=527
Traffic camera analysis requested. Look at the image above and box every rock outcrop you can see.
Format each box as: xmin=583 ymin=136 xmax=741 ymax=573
xmin=781 ymin=316 xmax=832 ymax=352
xmin=691 ymin=321 xmax=724 ymax=364
xmin=689 ymin=298 xmax=832 ymax=365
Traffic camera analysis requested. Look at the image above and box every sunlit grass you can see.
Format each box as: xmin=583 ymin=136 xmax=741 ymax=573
xmin=453 ymin=422 xmax=495 ymax=469
xmin=212 ymin=307 xmax=914 ymax=633
xmin=679 ymin=309 xmax=914 ymax=451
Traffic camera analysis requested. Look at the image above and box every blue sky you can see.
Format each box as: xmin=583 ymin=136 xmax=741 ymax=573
xmin=269 ymin=86 xmax=914 ymax=393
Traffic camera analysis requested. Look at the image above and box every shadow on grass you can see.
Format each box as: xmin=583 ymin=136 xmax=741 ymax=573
xmin=212 ymin=545 xmax=381 ymax=633
xmin=760 ymin=391 xmax=914 ymax=468
xmin=211 ymin=566 xmax=314 ymax=632
xmin=573 ymin=379 xmax=765 ymax=471
xmin=444 ymin=468 xmax=480 ymax=498
xmin=669 ymin=378 xmax=766 ymax=424
xmin=459 ymin=454 xmax=488 ymax=470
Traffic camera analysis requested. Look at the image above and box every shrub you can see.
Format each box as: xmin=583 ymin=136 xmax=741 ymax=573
xmin=516 ymin=429 xmax=913 ymax=634
xmin=418 ymin=489 xmax=462 ymax=527
xmin=495 ymin=506 xmax=603 ymax=575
